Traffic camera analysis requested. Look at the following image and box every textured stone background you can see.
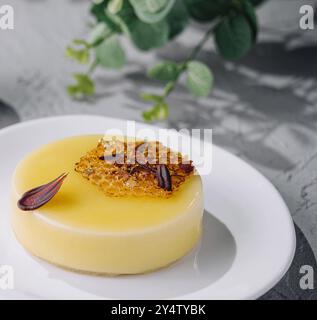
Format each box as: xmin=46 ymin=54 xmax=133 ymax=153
xmin=1 ymin=0 xmax=317 ymax=298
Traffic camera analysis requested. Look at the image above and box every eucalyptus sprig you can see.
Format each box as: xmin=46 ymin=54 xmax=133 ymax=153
xmin=65 ymin=0 xmax=264 ymax=120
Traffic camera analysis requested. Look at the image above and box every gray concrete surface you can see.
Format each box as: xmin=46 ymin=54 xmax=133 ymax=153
xmin=1 ymin=0 xmax=317 ymax=262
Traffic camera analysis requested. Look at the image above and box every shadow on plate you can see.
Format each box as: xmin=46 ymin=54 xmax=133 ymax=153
xmin=42 ymin=211 xmax=236 ymax=299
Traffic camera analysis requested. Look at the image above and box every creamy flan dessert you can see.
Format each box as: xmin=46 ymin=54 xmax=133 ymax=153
xmin=11 ymin=135 xmax=203 ymax=275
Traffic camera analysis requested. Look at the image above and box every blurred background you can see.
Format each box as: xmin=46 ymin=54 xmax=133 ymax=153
xmin=1 ymin=0 xmax=317 ymax=289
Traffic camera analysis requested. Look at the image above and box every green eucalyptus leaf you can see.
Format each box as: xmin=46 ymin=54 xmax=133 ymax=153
xmin=90 ymin=0 xmax=107 ymax=22
xmin=95 ymin=35 xmax=126 ymax=69
xmin=215 ymin=13 xmax=253 ymax=60
xmin=65 ymin=47 xmax=89 ymax=64
xmin=67 ymin=73 xmax=95 ymax=98
xmin=184 ymin=0 xmax=231 ymax=22
xmin=130 ymin=19 xmax=169 ymax=51
xmin=186 ymin=61 xmax=213 ymax=97
xmin=143 ymin=101 xmax=169 ymax=122
xmin=89 ymin=23 xmax=112 ymax=47
xmin=90 ymin=0 xmax=119 ymax=32
xmin=241 ymin=0 xmax=258 ymax=41
xmin=146 ymin=0 xmax=168 ymax=13
xmin=107 ymin=0 xmax=123 ymax=14
xmin=65 ymin=40 xmax=90 ymax=64
xmin=105 ymin=1 xmax=135 ymax=33
xmin=166 ymin=0 xmax=189 ymax=39
xmin=129 ymin=0 xmax=175 ymax=24
xmin=148 ymin=61 xmax=179 ymax=82
xmin=106 ymin=1 xmax=169 ymax=51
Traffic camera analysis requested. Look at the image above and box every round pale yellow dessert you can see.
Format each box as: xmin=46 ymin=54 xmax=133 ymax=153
xmin=11 ymin=135 xmax=203 ymax=275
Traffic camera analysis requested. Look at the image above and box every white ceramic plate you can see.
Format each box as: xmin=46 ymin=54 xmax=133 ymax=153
xmin=0 ymin=115 xmax=295 ymax=300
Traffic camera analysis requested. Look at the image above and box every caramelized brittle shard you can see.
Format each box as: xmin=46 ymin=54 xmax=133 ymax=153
xmin=74 ymin=138 xmax=194 ymax=197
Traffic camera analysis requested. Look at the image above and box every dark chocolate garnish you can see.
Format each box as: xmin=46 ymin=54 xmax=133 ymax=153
xmin=17 ymin=173 xmax=68 ymax=211
xmin=99 ymin=153 xmax=124 ymax=164
xmin=179 ymin=162 xmax=194 ymax=173
xmin=156 ymin=164 xmax=172 ymax=191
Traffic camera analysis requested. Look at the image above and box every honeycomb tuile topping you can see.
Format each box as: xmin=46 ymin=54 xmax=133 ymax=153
xmin=74 ymin=138 xmax=194 ymax=198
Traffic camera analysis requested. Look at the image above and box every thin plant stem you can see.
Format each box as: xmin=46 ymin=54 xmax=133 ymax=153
xmin=87 ymin=59 xmax=99 ymax=75
xmin=162 ymin=18 xmax=221 ymax=100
